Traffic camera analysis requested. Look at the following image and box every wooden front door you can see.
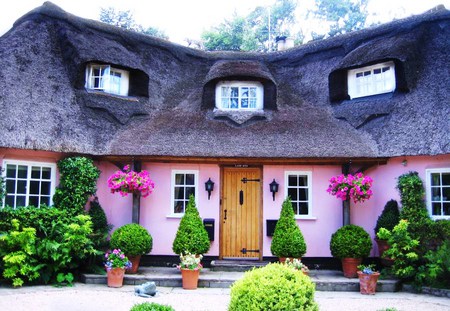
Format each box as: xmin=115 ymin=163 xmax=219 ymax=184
xmin=221 ymin=167 xmax=261 ymax=259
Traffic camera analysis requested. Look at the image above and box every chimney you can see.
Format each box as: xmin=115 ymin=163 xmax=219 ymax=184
xmin=275 ymin=36 xmax=294 ymax=51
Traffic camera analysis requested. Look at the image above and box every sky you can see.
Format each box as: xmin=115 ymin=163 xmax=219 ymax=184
xmin=1 ymin=0 xmax=449 ymax=44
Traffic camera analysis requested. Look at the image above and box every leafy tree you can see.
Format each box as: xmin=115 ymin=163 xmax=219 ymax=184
xmin=310 ymin=0 xmax=370 ymax=38
xmin=202 ymin=14 xmax=248 ymax=51
xmin=99 ymin=7 xmax=168 ymax=40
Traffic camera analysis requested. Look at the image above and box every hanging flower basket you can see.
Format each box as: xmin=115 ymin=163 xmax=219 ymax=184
xmin=326 ymin=172 xmax=373 ymax=203
xmin=108 ymin=165 xmax=155 ymax=198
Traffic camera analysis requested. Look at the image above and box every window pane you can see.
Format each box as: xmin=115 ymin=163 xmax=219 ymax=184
xmin=432 ymin=202 xmax=442 ymax=216
xmin=221 ymin=87 xmax=229 ymax=97
xmin=431 ymin=173 xmax=441 ymax=186
xmin=241 ymin=87 xmax=249 ymax=98
xmin=292 ymin=202 xmax=299 ymax=215
xmin=174 ymin=187 xmax=184 ymax=200
xmin=249 ymin=88 xmax=256 ymax=97
xmin=17 ymin=180 xmax=27 ymax=194
xmin=298 ymin=189 xmax=308 ymax=201
xmin=42 ymin=167 xmax=51 ymax=180
xmin=29 ymin=196 xmax=39 ymax=207
xmin=431 ymin=187 xmax=441 ymax=200
xmin=174 ymin=201 xmax=184 ymax=213
xmin=5 ymin=195 xmax=14 ymax=207
xmin=31 ymin=166 xmax=41 ymax=179
xmin=17 ymin=166 xmax=27 ymax=178
xmin=299 ymin=203 xmax=309 ymax=215
xmin=288 ymin=175 xmax=297 ymax=186
xmin=30 ymin=181 xmax=40 ymax=195
xmin=40 ymin=196 xmax=50 ymax=206
xmin=444 ymin=203 xmax=450 ymax=216
xmin=16 ymin=196 xmax=26 ymax=207
xmin=230 ymin=98 xmax=238 ymax=108
xmin=249 ymin=98 xmax=257 ymax=108
xmin=442 ymin=173 xmax=450 ymax=186
xmin=175 ymin=174 xmax=185 ymax=185
xmin=230 ymin=87 xmax=238 ymax=97
xmin=298 ymin=176 xmax=308 ymax=187
xmin=41 ymin=181 xmax=51 ymax=195
xmin=288 ymin=188 xmax=297 ymax=200
xmin=6 ymin=165 xmax=16 ymax=178
xmin=185 ymin=174 xmax=195 ymax=185
xmin=6 ymin=180 xmax=15 ymax=193
xmin=443 ymin=187 xmax=450 ymax=201
xmin=186 ymin=187 xmax=195 ymax=198
xmin=221 ymin=98 xmax=229 ymax=109
xmin=241 ymin=98 xmax=248 ymax=108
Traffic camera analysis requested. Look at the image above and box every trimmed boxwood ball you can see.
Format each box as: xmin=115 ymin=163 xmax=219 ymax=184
xmin=172 ymin=195 xmax=210 ymax=255
xmin=330 ymin=225 xmax=372 ymax=259
xmin=110 ymin=224 xmax=152 ymax=256
xmin=228 ymin=263 xmax=318 ymax=311
xmin=271 ymin=197 xmax=307 ymax=258
xmin=130 ymin=302 xmax=175 ymax=311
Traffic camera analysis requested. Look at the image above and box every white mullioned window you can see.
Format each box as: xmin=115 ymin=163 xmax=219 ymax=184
xmin=348 ymin=61 xmax=396 ymax=99
xmin=285 ymin=171 xmax=313 ymax=218
xmin=2 ymin=160 xmax=56 ymax=208
xmin=215 ymin=81 xmax=264 ymax=110
xmin=85 ymin=63 xmax=129 ymax=96
xmin=171 ymin=170 xmax=198 ymax=214
xmin=426 ymin=168 xmax=450 ymax=219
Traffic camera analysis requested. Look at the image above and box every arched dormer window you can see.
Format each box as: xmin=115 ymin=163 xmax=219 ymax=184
xmin=215 ymin=81 xmax=264 ymax=110
xmin=85 ymin=63 xmax=129 ymax=96
xmin=347 ymin=61 xmax=396 ymax=99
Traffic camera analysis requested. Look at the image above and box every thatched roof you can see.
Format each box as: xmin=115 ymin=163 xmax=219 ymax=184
xmin=0 ymin=2 xmax=448 ymax=161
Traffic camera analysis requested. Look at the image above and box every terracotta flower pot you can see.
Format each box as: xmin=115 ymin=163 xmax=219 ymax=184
xmin=127 ymin=255 xmax=141 ymax=274
xmin=107 ymin=267 xmax=125 ymax=288
xmin=181 ymin=269 xmax=200 ymax=290
xmin=341 ymin=258 xmax=362 ymax=278
xmin=358 ymin=271 xmax=380 ymax=294
xmin=279 ymin=257 xmax=301 ymax=263
xmin=375 ymin=239 xmax=394 ymax=267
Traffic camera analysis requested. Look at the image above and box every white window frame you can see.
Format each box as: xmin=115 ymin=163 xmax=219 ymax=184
xmin=348 ymin=61 xmax=396 ymax=99
xmin=2 ymin=160 xmax=56 ymax=208
xmin=284 ymin=171 xmax=314 ymax=219
xmin=169 ymin=170 xmax=199 ymax=217
xmin=215 ymin=81 xmax=264 ymax=110
xmin=426 ymin=168 xmax=450 ymax=220
xmin=85 ymin=63 xmax=129 ymax=96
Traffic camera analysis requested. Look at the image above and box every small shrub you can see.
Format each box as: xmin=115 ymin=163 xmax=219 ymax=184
xmin=53 ymin=156 xmax=100 ymax=216
xmin=271 ymin=197 xmax=307 ymax=258
xmin=374 ymin=199 xmax=400 ymax=236
xmin=130 ymin=302 xmax=175 ymax=311
xmin=110 ymin=224 xmax=152 ymax=256
xmin=172 ymin=195 xmax=210 ymax=255
xmin=330 ymin=225 xmax=372 ymax=259
xmin=422 ymin=240 xmax=450 ymax=288
xmin=228 ymin=263 xmax=318 ymax=311
xmin=88 ymin=197 xmax=110 ymax=234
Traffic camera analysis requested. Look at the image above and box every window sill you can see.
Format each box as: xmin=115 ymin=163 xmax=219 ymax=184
xmin=294 ymin=216 xmax=317 ymax=221
xmin=431 ymin=216 xmax=450 ymax=221
xmin=166 ymin=214 xmax=184 ymax=219
xmin=85 ymin=89 xmax=139 ymax=101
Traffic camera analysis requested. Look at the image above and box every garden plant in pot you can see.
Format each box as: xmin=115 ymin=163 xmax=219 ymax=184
xmin=110 ymin=223 xmax=152 ymax=274
xmin=357 ymin=264 xmax=380 ymax=295
xmin=172 ymin=195 xmax=210 ymax=289
xmin=104 ymin=249 xmax=132 ymax=288
xmin=330 ymin=224 xmax=372 ymax=278
xmin=270 ymin=197 xmax=307 ymax=262
xmin=374 ymin=199 xmax=399 ymax=265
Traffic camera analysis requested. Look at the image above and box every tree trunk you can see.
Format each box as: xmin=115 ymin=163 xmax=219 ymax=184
xmin=343 ymin=198 xmax=350 ymax=226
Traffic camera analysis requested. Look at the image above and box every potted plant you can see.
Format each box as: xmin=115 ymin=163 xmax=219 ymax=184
xmin=104 ymin=249 xmax=132 ymax=288
xmin=110 ymin=223 xmax=152 ymax=274
xmin=357 ymin=264 xmax=380 ymax=295
xmin=270 ymin=197 xmax=307 ymax=262
xmin=374 ymin=200 xmax=399 ymax=260
xmin=177 ymin=252 xmax=203 ymax=289
xmin=330 ymin=225 xmax=372 ymax=278
xmin=285 ymin=257 xmax=309 ymax=275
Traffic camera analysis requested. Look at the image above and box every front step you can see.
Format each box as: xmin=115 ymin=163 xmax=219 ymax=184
xmin=210 ymin=260 xmax=270 ymax=272
xmin=81 ymin=267 xmax=400 ymax=292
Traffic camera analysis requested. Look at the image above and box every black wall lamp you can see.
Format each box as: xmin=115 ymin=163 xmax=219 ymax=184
xmin=269 ymin=179 xmax=279 ymax=201
xmin=205 ymin=178 xmax=215 ymax=200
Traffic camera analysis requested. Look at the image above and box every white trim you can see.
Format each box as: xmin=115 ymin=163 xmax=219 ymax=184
xmin=2 ymin=159 xmax=56 ymax=208
xmin=426 ymin=168 xmax=450 ymax=220
xmin=348 ymin=61 xmax=396 ymax=99
xmin=169 ymin=170 xmax=199 ymax=216
xmin=85 ymin=63 xmax=129 ymax=96
xmin=215 ymin=81 xmax=264 ymax=110
xmin=284 ymin=171 xmax=313 ymax=218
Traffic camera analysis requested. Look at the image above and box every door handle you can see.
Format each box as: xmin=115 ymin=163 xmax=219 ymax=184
xmin=224 ymin=209 xmax=227 ymax=222
xmin=239 ymin=190 xmax=244 ymax=205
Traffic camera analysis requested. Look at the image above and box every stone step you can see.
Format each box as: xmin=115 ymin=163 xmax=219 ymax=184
xmin=210 ymin=260 xmax=270 ymax=272
xmin=81 ymin=267 xmax=400 ymax=292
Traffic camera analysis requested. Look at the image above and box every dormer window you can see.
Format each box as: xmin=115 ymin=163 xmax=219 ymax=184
xmin=215 ymin=81 xmax=264 ymax=110
xmin=348 ymin=61 xmax=396 ymax=99
xmin=85 ymin=64 xmax=129 ymax=96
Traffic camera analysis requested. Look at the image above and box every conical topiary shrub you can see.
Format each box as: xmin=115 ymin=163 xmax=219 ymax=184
xmin=374 ymin=199 xmax=400 ymax=235
xmin=172 ymin=195 xmax=210 ymax=255
xmin=270 ymin=197 xmax=307 ymax=259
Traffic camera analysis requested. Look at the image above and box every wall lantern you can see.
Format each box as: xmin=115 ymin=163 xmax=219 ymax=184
xmin=205 ymin=178 xmax=215 ymax=200
xmin=269 ymin=179 xmax=279 ymax=201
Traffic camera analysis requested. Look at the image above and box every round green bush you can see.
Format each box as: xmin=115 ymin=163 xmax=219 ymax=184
xmin=130 ymin=302 xmax=174 ymax=311
xmin=271 ymin=197 xmax=307 ymax=258
xmin=172 ymin=195 xmax=210 ymax=255
xmin=229 ymin=263 xmax=318 ymax=311
xmin=330 ymin=225 xmax=372 ymax=259
xmin=110 ymin=224 xmax=152 ymax=256
xmin=374 ymin=199 xmax=400 ymax=236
